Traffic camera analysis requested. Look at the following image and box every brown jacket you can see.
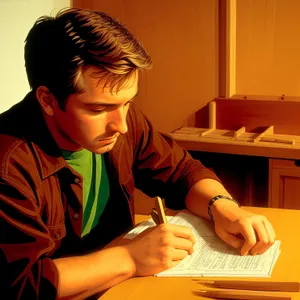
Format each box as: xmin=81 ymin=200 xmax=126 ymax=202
xmin=0 ymin=92 xmax=220 ymax=299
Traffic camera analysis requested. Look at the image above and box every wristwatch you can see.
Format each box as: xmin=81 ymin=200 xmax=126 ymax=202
xmin=208 ymin=195 xmax=240 ymax=221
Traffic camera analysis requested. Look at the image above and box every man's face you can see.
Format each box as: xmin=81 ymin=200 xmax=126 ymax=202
xmin=51 ymin=68 xmax=138 ymax=154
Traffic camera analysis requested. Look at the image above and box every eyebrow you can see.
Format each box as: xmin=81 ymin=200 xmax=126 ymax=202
xmin=83 ymin=92 xmax=139 ymax=107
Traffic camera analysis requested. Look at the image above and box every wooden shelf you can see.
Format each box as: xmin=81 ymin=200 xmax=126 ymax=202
xmin=171 ymin=98 xmax=300 ymax=209
xmin=171 ymin=127 xmax=300 ymax=159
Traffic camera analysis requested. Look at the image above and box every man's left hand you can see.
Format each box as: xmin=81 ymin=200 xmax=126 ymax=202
xmin=211 ymin=200 xmax=276 ymax=256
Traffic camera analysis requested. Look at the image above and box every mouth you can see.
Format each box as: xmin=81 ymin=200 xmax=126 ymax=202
xmin=98 ymin=136 xmax=118 ymax=144
xmin=101 ymin=136 xmax=118 ymax=141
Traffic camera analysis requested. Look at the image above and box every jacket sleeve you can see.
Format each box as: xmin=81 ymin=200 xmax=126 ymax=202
xmin=128 ymin=103 xmax=222 ymax=209
xmin=0 ymin=176 xmax=58 ymax=300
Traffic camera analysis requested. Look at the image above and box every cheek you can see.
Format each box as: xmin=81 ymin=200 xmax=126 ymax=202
xmin=76 ymin=115 xmax=106 ymax=136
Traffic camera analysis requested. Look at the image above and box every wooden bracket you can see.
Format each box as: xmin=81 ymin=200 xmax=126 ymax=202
xmin=254 ymin=126 xmax=274 ymax=143
xmin=200 ymin=101 xmax=216 ymax=136
xmin=234 ymin=126 xmax=246 ymax=140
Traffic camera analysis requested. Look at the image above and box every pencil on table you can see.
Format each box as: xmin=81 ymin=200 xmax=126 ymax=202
xmin=211 ymin=280 xmax=299 ymax=292
xmin=196 ymin=289 xmax=291 ymax=300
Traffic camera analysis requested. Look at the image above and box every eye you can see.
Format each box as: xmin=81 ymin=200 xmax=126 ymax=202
xmin=89 ymin=108 xmax=106 ymax=114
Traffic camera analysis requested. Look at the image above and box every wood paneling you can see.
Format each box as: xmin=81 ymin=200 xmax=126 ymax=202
xmin=236 ymin=0 xmax=300 ymax=97
xmin=269 ymin=158 xmax=300 ymax=209
xmin=190 ymin=151 xmax=269 ymax=207
xmin=214 ymin=98 xmax=300 ymax=135
xmin=72 ymin=0 xmax=219 ymax=133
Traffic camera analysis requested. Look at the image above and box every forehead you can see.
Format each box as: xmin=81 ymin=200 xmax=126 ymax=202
xmin=80 ymin=67 xmax=139 ymax=100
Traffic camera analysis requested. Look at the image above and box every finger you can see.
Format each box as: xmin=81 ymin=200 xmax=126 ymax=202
xmin=172 ymin=249 xmax=189 ymax=261
xmin=254 ymin=220 xmax=275 ymax=255
xmin=164 ymin=224 xmax=196 ymax=245
xmin=239 ymin=221 xmax=257 ymax=256
xmin=171 ymin=260 xmax=181 ymax=269
xmin=254 ymin=241 xmax=272 ymax=256
xmin=216 ymin=228 xmax=243 ymax=249
xmin=264 ymin=218 xmax=276 ymax=241
xmin=172 ymin=237 xmax=195 ymax=255
xmin=249 ymin=221 xmax=269 ymax=255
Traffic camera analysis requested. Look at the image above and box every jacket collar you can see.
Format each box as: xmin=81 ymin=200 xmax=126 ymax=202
xmin=5 ymin=91 xmax=68 ymax=179
xmin=5 ymin=91 xmax=124 ymax=181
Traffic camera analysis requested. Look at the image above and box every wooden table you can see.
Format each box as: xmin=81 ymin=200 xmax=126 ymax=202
xmin=99 ymin=207 xmax=300 ymax=299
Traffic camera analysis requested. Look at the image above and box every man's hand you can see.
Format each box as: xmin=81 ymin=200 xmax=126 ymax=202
xmin=124 ymin=224 xmax=195 ymax=276
xmin=211 ymin=199 xmax=276 ymax=256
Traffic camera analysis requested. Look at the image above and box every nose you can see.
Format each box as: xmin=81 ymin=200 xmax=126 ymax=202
xmin=107 ymin=106 xmax=128 ymax=134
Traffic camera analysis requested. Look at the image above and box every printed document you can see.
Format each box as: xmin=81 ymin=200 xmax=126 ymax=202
xmin=124 ymin=212 xmax=281 ymax=277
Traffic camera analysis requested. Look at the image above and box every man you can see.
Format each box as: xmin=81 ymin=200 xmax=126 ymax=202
xmin=0 ymin=7 xmax=275 ymax=300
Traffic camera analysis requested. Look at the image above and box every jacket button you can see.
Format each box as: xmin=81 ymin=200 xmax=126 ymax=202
xmin=74 ymin=178 xmax=80 ymax=183
xmin=73 ymin=213 xmax=79 ymax=219
xmin=54 ymin=233 xmax=60 ymax=240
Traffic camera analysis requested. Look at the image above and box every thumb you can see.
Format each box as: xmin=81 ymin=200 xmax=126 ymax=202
xmin=215 ymin=228 xmax=243 ymax=249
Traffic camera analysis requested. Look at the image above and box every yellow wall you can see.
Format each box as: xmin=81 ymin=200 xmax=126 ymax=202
xmin=73 ymin=0 xmax=219 ymax=132
xmin=236 ymin=0 xmax=300 ymax=97
xmin=0 ymin=0 xmax=71 ymax=113
xmin=72 ymin=1 xmax=300 ymax=212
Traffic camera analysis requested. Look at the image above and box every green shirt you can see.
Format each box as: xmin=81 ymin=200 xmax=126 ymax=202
xmin=61 ymin=149 xmax=110 ymax=237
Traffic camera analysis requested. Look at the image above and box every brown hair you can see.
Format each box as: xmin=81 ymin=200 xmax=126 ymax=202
xmin=25 ymin=8 xmax=152 ymax=109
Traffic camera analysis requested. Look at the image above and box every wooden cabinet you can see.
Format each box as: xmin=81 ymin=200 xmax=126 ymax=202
xmin=269 ymin=159 xmax=300 ymax=209
xmin=171 ymin=97 xmax=300 ymax=211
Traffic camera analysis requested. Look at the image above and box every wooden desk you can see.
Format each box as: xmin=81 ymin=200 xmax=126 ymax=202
xmin=99 ymin=207 xmax=300 ymax=300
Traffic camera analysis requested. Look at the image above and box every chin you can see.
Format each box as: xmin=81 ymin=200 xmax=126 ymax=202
xmin=92 ymin=144 xmax=116 ymax=154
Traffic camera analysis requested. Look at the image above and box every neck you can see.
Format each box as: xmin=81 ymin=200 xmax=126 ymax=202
xmin=42 ymin=112 xmax=82 ymax=152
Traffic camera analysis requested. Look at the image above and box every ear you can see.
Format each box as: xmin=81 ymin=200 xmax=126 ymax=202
xmin=36 ymin=86 xmax=57 ymax=116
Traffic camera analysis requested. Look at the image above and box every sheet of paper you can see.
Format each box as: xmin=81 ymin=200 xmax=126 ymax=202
xmin=157 ymin=212 xmax=281 ymax=277
xmin=123 ymin=216 xmax=173 ymax=239
xmin=124 ymin=212 xmax=281 ymax=278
